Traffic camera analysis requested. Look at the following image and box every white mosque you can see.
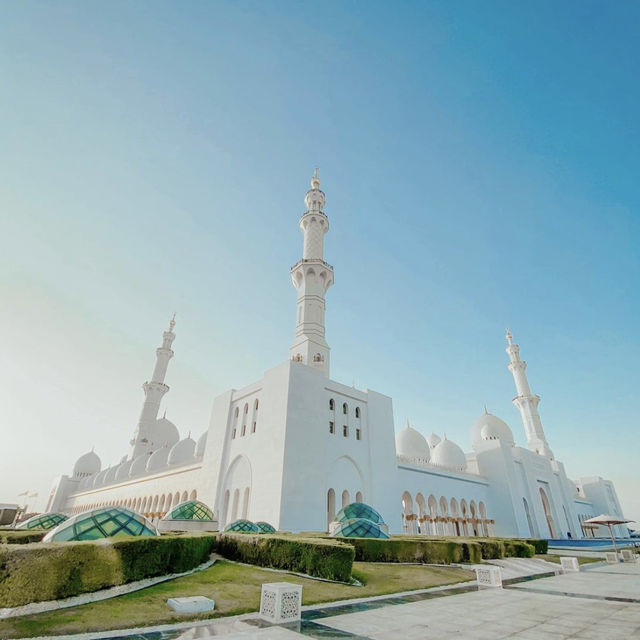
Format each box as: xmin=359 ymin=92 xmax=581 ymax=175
xmin=45 ymin=172 xmax=628 ymax=540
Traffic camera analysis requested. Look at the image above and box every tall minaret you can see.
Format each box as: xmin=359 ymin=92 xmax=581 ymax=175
xmin=505 ymin=328 xmax=553 ymax=458
xmin=129 ymin=315 xmax=176 ymax=459
xmin=289 ymin=169 xmax=334 ymax=376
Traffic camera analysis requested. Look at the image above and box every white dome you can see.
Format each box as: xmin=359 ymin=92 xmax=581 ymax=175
xmin=149 ymin=416 xmax=180 ymax=450
xmin=92 ymin=468 xmax=109 ymax=487
xmin=470 ymin=412 xmax=514 ymax=448
xmin=129 ymin=454 xmax=148 ymax=477
xmin=431 ymin=437 xmax=467 ymax=472
xmin=115 ymin=460 xmax=133 ymax=481
xmin=168 ymin=436 xmax=196 ymax=465
xmin=195 ymin=431 xmax=208 ymax=458
xmin=426 ymin=433 xmax=441 ymax=449
xmin=146 ymin=447 xmax=170 ymax=472
xmin=72 ymin=450 xmax=101 ymax=479
xmin=395 ymin=424 xmax=430 ymax=464
xmin=103 ymin=466 xmax=118 ymax=485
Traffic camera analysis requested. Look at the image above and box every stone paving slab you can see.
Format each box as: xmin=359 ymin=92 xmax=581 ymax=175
xmin=318 ymin=588 xmax=640 ymax=639
xmin=511 ymin=568 xmax=640 ymax=602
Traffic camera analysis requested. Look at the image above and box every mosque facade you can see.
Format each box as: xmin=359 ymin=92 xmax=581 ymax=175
xmin=46 ymin=173 xmax=628 ymax=540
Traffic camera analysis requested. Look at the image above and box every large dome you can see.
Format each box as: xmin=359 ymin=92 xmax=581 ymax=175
xmin=395 ymin=423 xmax=430 ymax=464
xmin=470 ymin=411 xmax=514 ymax=448
xmin=149 ymin=416 xmax=180 ymax=450
xmin=431 ymin=437 xmax=467 ymax=472
xmin=168 ymin=436 xmax=196 ymax=465
xmin=72 ymin=450 xmax=101 ymax=479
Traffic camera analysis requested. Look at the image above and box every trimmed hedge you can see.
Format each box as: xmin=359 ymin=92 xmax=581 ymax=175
xmin=345 ymin=538 xmax=482 ymax=564
xmin=217 ymin=534 xmax=354 ymax=582
xmin=0 ymin=530 xmax=46 ymax=545
xmin=0 ymin=534 xmax=215 ymax=608
xmin=524 ymin=538 xmax=548 ymax=554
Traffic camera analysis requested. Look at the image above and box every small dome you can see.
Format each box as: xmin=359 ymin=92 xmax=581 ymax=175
xmin=335 ymin=502 xmax=385 ymax=525
xmin=72 ymin=450 xmax=101 ymax=479
xmin=471 ymin=412 xmax=514 ymax=448
xmin=431 ymin=437 xmax=467 ymax=472
xmin=164 ymin=500 xmax=214 ymax=522
xmin=115 ymin=460 xmax=133 ymax=482
xmin=92 ymin=468 xmax=109 ymax=487
xmin=195 ymin=431 xmax=208 ymax=458
xmin=224 ymin=519 xmax=260 ymax=533
xmin=149 ymin=416 xmax=180 ymax=450
xmin=146 ymin=447 xmax=170 ymax=472
xmin=256 ymin=521 xmax=276 ymax=533
xmin=426 ymin=433 xmax=441 ymax=449
xmin=16 ymin=512 xmax=68 ymax=531
xmin=332 ymin=518 xmax=389 ymax=539
xmin=168 ymin=436 xmax=196 ymax=466
xmin=103 ymin=466 xmax=118 ymax=485
xmin=129 ymin=454 xmax=148 ymax=477
xmin=395 ymin=423 xmax=430 ymax=464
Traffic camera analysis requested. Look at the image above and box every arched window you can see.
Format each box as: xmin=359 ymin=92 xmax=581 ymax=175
xmin=343 ymin=402 xmax=348 ymax=415
xmin=341 ymin=489 xmax=350 ymax=508
xmin=231 ymin=488 xmax=240 ymax=521
xmin=181 ymin=490 xmax=188 ymax=502
xmin=244 ymin=403 xmax=249 ymax=414
xmin=327 ymin=489 xmax=336 ymax=529
xmin=355 ymin=407 xmax=360 ymax=418
xmin=355 ymin=491 xmax=363 ymax=503
xmin=329 ymin=398 xmax=335 ymax=411
xmin=254 ymin=399 xmax=259 ymax=411
xmin=539 ymin=487 xmax=557 ymax=537
xmin=234 ymin=407 xmax=239 ymax=419
xmin=242 ymin=487 xmax=250 ymax=519
xmin=190 ymin=489 xmax=197 ymax=500
xmin=523 ymin=497 xmax=535 ymax=537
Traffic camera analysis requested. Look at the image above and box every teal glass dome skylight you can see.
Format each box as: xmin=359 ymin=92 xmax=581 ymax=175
xmin=224 ymin=519 xmax=260 ymax=533
xmin=43 ymin=507 xmax=159 ymax=542
xmin=164 ymin=500 xmax=214 ymax=521
xmin=16 ymin=512 xmax=68 ymax=530
xmin=335 ymin=502 xmax=385 ymax=525
xmin=256 ymin=521 xmax=276 ymax=533
xmin=333 ymin=518 xmax=390 ymax=539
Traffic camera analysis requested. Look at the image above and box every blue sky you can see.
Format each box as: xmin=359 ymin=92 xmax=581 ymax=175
xmin=1 ymin=1 xmax=638 ymax=525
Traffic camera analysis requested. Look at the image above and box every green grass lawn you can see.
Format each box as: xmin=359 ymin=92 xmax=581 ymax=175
xmin=536 ymin=554 xmax=603 ymax=565
xmin=0 ymin=560 xmax=473 ymax=638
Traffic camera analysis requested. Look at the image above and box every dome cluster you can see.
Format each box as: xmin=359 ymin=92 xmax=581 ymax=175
xmin=395 ymin=423 xmax=467 ymax=472
xmin=224 ymin=519 xmax=276 ymax=534
xmin=73 ymin=426 xmax=209 ymax=492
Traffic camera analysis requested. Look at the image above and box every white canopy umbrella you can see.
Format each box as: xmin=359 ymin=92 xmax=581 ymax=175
xmin=583 ymin=514 xmax=634 ymax=556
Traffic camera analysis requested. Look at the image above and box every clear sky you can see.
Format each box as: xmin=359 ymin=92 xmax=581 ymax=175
xmin=1 ymin=1 xmax=638 ymax=527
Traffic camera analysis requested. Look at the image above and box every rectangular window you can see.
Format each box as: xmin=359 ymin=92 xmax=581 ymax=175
xmin=241 ymin=424 xmax=246 ymax=436
xmin=252 ymin=421 xmax=256 ymax=433
xmin=343 ymin=425 xmax=348 ymax=437
xmin=329 ymin=421 xmax=335 ymax=434
xmin=356 ymin=428 xmax=361 ymax=441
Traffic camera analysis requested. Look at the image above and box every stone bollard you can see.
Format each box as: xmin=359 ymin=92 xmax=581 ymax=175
xmin=260 ymin=582 xmax=303 ymax=623
xmin=604 ymin=552 xmax=618 ymax=564
xmin=560 ymin=557 xmax=580 ymax=573
xmin=475 ymin=565 xmax=502 ymax=588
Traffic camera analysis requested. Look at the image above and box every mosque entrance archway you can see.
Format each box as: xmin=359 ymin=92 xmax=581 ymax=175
xmin=539 ymin=487 xmax=557 ymax=538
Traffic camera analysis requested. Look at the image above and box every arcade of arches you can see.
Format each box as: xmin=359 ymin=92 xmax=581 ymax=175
xmin=400 ymin=492 xmax=494 ymax=537
xmin=67 ymin=488 xmax=199 ymax=523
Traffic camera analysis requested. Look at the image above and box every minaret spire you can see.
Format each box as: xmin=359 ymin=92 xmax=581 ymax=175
xmin=289 ymin=169 xmax=334 ymax=375
xmin=505 ymin=329 xmax=553 ymax=458
xmin=129 ymin=317 xmax=176 ymax=459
